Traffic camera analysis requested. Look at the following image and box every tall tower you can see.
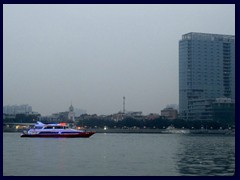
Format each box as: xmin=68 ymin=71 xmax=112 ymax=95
xmin=123 ymin=96 xmax=125 ymax=114
xmin=68 ymin=103 xmax=75 ymax=121
xmin=179 ymin=32 xmax=235 ymax=121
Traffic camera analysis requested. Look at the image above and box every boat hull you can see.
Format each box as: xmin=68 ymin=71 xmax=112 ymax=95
xmin=21 ymin=132 xmax=95 ymax=138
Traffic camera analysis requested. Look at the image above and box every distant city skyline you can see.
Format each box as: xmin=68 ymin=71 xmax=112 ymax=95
xmin=3 ymin=4 xmax=235 ymax=116
xmin=3 ymin=103 xmax=87 ymax=116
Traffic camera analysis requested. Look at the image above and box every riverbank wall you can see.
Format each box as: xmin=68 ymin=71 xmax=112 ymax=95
xmin=4 ymin=127 xmax=234 ymax=135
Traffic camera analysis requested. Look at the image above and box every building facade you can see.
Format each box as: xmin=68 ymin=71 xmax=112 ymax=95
xmin=179 ymin=32 xmax=235 ymax=121
xmin=3 ymin=104 xmax=32 ymax=115
xmin=68 ymin=104 xmax=75 ymax=121
xmin=161 ymin=107 xmax=178 ymax=120
xmin=212 ymin=98 xmax=235 ymax=125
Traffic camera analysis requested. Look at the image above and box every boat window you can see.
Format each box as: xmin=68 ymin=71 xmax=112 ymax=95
xmin=35 ymin=126 xmax=42 ymax=129
xmin=44 ymin=126 xmax=53 ymax=129
xmin=55 ymin=126 xmax=63 ymax=129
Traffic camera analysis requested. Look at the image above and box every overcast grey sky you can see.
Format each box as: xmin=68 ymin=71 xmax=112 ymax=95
xmin=3 ymin=4 xmax=235 ymax=116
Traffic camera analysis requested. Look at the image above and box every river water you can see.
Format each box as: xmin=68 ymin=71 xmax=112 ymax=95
xmin=3 ymin=132 xmax=235 ymax=176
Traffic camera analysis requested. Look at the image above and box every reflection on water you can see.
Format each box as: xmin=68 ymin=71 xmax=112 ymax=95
xmin=175 ymin=134 xmax=235 ymax=176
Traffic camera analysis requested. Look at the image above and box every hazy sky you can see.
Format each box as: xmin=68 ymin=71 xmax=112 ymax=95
xmin=3 ymin=4 xmax=235 ymax=116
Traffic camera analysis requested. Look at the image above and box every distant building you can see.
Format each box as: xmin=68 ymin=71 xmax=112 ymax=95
xmin=74 ymin=108 xmax=87 ymax=117
xmin=125 ymin=111 xmax=143 ymax=120
xmin=111 ymin=112 xmax=124 ymax=121
xmin=179 ymin=32 xmax=235 ymax=121
xmin=161 ymin=107 xmax=178 ymax=120
xmin=212 ymin=98 xmax=235 ymax=125
xmin=80 ymin=114 xmax=98 ymax=120
xmin=145 ymin=113 xmax=160 ymax=120
xmin=3 ymin=104 xmax=32 ymax=115
xmin=68 ymin=104 xmax=75 ymax=121
xmin=41 ymin=104 xmax=76 ymax=122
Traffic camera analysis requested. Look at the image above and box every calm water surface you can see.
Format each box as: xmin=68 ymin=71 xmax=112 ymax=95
xmin=3 ymin=133 xmax=235 ymax=176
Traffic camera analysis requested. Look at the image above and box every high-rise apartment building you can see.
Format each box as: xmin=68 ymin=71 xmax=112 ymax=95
xmin=179 ymin=32 xmax=235 ymax=121
xmin=3 ymin=104 xmax=33 ymax=115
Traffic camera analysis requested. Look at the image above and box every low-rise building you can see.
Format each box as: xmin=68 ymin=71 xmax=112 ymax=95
xmin=145 ymin=113 xmax=160 ymax=120
xmin=161 ymin=107 xmax=178 ymax=120
xmin=212 ymin=98 xmax=235 ymax=125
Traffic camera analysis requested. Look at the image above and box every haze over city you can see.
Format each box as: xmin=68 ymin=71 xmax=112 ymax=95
xmin=3 ymin=4 xmax=235 ymax=116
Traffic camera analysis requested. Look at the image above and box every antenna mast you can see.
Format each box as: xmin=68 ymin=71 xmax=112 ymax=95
xmin=123 ymin=96 xmax=125 ymax=114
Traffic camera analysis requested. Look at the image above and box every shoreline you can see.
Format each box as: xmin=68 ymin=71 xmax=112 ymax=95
xmin=3 ymin=128 xmax=235 ymax=135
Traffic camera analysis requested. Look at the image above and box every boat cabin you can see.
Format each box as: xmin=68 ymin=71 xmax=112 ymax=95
xmin=34 ymin=125 xmax=69 ymax=129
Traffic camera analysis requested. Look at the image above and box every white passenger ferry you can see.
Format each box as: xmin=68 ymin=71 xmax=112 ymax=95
xmin=21 ymin=121 xmax=95 ymax=138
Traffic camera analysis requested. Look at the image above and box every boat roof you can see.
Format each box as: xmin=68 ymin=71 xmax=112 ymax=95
xmin=35 ymin=121 xmax=67 ymax=127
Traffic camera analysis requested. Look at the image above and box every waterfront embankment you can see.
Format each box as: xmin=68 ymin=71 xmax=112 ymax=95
xmin=4 ymin=127 xmax=234 ymax=135
xmin=91 ymin=128 xmax=235 ymax=134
